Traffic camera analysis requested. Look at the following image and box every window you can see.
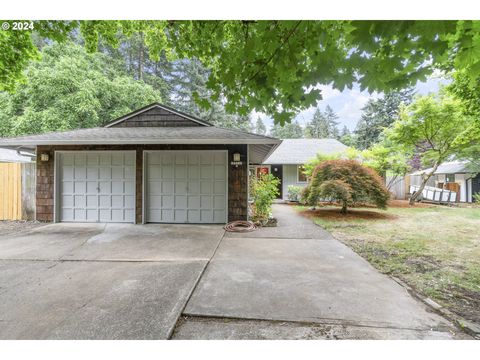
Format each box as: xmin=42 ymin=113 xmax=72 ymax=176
xmin=446 ymin=174 xmax=455 ymax=183
xmin=297 ymin=165 xmax=307 ymax=183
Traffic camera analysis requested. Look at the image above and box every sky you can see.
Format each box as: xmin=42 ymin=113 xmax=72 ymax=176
xmin=257 ymin=76 xmax=450 ymax=133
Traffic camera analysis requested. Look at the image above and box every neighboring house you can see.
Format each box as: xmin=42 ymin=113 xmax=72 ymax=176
xmin=410 ymin=161 xmax=480 ymax=203
xmin=0 ymin=103 xmax=280 ymax=224
xmin=0 ymin=149 xmax=36 ymax=220
xmin=257 ymin=138 xmax=347 ymax=200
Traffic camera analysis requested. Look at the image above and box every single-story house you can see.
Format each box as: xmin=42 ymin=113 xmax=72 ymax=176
xmin=410 ymin=161 xmax=480 ymax=203
xmin=0 ymin=103 xmax=281 ymax=224
xmin=254 ymin=138 xmax=347 ymax=200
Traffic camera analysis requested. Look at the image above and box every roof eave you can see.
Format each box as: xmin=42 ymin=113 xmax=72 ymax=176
xmin=0 ymin=139 xmax=281 ymax=146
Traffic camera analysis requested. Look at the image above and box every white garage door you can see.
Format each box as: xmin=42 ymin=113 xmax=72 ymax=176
xmin=145 ymin=151 xmax=227 ymax=223
xmin=57 ymin=151 xmax=136 ymax=222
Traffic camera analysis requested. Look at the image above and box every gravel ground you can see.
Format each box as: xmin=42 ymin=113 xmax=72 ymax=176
xmin=0 ymin=221 xmax=46 ymax=236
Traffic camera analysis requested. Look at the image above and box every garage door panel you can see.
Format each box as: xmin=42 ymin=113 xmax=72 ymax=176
xmin=214 ymin=165 xmax=226 ymax=180
xmin=214 ymin=209 xmax=226 ymax=223
xmin=74 ymin=167 xmax=86 ymax=179
xmin=63 ymin=181 xmax=73 ymax=193
xmin=200 ymin=167 xmax=212 ymax=179
xmin=188 ymin=195 xmax=200 ymax=208
xmin=163 ymin=195 xmax=174 ymax=208
xmin=200 ymin=210 xmax=213 ymax=223
xmin=62 ymin=208 xmax=73 ymax=221
xmin=200 ymin=195 xmax=212 ymax=209
xmin=146 ymin=151 xmax=227 ymax=223
xmin=214 ymin=181 xmax=226 ymax=194
xmin=74 ymin=153 xmax=86 ymax=166
xmin=162 ymin=181 xmax=174 ymax=194
xmin=62 ymin=195 xmax=73 ymax=207
xmin=62 ymin=166 xmax=74 ymax=180
xmin=188 ymin=209 xmax=200 ymax=222
xmin=188 ymin=166 xmax=199 ymax=179
xmin=86 ymin=209 xmax=98 ymax=221
xmin=86 ymin=195 xmax=97 ymax=207
xmin=162 ymin=209 xmax=174 ymax=222
xmin=200 ymin=181 xmax=212 ymax=193
xmin=58 ymin=151 xmax=135 ymax=223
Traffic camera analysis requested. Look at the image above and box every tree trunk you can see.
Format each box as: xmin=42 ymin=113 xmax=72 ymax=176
xmin=409 ymin=161 xmax=441 ymax=205
xmin=341 ymin=201 xmax=348 ymax=215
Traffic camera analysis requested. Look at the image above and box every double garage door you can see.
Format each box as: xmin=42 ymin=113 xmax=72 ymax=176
xmin=57 ymin=150 xmax=227 ymax=223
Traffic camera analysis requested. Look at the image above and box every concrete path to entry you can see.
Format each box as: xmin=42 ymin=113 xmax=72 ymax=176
xmin=0 ymin=223 xmax=224 ymax=339
xmin=178 ymin=204 xmax=468 ymax=339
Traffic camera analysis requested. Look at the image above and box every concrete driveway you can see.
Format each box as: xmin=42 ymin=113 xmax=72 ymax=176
xmin=177 ymin=204 xmax=468 ymax=340
xmin=0 ymin=222 xmax=224 ymax=339
xmin=0 ymin=205 xmax=469 ymax=339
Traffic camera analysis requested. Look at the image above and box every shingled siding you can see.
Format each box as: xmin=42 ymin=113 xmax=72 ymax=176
xmin=111 ymin=107 xmax=202 ymax=127
xmin=36 ymin=144 xmax=248 ymax=223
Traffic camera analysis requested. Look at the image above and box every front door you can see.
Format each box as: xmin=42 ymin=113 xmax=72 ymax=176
xmin=270 ymin=164 xmax=283 ymax=199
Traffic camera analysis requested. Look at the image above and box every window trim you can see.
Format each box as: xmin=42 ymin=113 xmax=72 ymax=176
xmin=297 ymin=164 xmax=307 ymax=183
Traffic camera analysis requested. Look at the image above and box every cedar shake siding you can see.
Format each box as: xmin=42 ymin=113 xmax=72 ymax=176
xmin=107 ymin=106 xmax=206 ymax=128
xmin=35 ymin=144 xmax=248 ymax=223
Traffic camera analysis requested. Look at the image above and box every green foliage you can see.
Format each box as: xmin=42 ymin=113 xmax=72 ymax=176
xmin=287 ymin=185 xmax=303 ymax=202
xmin=303 ymin=147 xmax=358 ymax=178
xmin=361 ymin=142 xmax=409 ymax=178
xmin=250 ymin=173 xmax=280 ymax=222
xmin=4 ymin=20 xmax=480 ymax=123
xmin=304 ymin=159 xmax=390 ymax=214
xmin=473 ymin=193 xmax=480 ymax=203
xmin=354 ymin=89 xmax=414 ymax=150
xmin=270 ymin=120 xmax=303 ymax=139
xmin=253 ymin=117 xmax=267 ymax=135
xmin=0 ymin=42 xmax=162 ymax=136
xmin=388 ymin=93 xmax=478 ymax=167
xmin=387 ymin=93 xmax=479 ymax=203
xmin=305 ymin=106 xmax=339 ymax=139
xmin=317 ymin=180 xmax=353 ymax=214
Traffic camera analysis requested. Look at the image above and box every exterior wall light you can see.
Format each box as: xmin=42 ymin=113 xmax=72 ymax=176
xmin=40 ymin=153 xmax=49 ymax=162
xmin=231 ymin=152 xmax=243 ymax=167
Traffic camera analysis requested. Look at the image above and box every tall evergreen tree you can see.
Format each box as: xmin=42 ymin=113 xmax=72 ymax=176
xmin=270 ymin=121 xmax=303 ymax=139
xmin=254 ymin=117 xmax=267 ymax=135
xmin=305 ymin=106 xmax=340 ymax=139
xmin=354 ymin=88 xmax=414 ymax=149
xmin=324 ymin=105 xmax=340 ymax=139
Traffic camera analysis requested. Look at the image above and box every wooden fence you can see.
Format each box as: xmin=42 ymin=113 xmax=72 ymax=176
xmin=0 ymin=163 xmax=36 ymax=221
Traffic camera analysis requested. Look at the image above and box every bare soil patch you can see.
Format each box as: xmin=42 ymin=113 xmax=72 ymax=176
xmin=299 ymin=207 xmax=397 ymax=221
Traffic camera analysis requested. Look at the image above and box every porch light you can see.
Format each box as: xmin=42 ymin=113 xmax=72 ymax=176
xmin=40 ymin=153 xmax=49 ymax=162
xmin=231 ymin=152 xmax=243 ymax=167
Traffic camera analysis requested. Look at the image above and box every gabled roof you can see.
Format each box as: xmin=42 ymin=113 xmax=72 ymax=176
xmin=0 ymin=127 xmax=280 ymax=146
xmin=263 ymin=138 xmax=348 ymax=164
xmin=411 ymin=161 xmax=479 ymax=175
xmin=104 ymin=103 xmax=212 ymax=127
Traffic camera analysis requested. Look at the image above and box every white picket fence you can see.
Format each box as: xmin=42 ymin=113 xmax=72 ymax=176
xmin=409 ymin=185 xmax=457 ymax=204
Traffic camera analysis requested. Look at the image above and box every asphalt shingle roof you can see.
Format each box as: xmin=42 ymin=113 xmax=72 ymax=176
xmin=411 ymin=161 xmax=477 ymax=175
xmin=263 ymin=138 xmax=348 ymax=164
xmin=0 ymin=127 xmax=280 ymax=146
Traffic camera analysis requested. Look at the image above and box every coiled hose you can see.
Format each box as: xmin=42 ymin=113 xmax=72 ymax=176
xmin=224 ymin=220 xmax=257 ymax=232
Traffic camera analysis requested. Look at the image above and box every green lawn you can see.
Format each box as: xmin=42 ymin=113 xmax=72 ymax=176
xmin=295 ymin=203 xmax=480 ymax=324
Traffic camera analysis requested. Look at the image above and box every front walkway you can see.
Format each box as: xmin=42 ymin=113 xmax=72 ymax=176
xmin=175 ymin=204 xmax=468 ymax=339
